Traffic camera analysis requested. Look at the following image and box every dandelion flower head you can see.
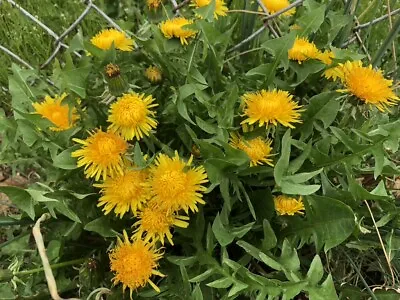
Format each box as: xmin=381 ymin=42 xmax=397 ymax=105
xmin=261 ymin=0 xmax=296 ymax=16
xmin=159 ymin=18 xmax=197 ymax=45
xmin=230 ymin=134 xmax=274 ymax=167
xmin=147 ymin=0 xmax=162 ymax=10
xmin=145 ymin=152 xmax=208 ymax=214
xmin=274 ymin=195 xmax=305 ymax=216
xmin=192 ymin=0 xmax=228 ymax=19
xmin=71 ymin=129 xmax=128 ymax=181
xmin=241 ymin=89 xmax=303 ymax=128
xmin=109 ymin=231 xmax=164 ymax=295
xmin=336 ymin=61 xmax=400 ymax=111
xmin=145 ymin=66 xmax=162 ymax=83
xmin=108 ymin=92 xmax=158 ymax=141
xmin=95 ymin=167 xmax=149 ymax=218
xmin=288 ymin=37 xmax=319 ymax=63
xmin=32 ymin=93 xmax=78 ymax=131
xmin=133 ymin=205 xmax=189 ymax=245
xmin=91 ymin=29 xmax=134 ymax=51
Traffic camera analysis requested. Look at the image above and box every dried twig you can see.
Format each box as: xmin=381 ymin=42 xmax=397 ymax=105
xmin=353 ymin=8 xmax=400 ymax=30
xmin=364 ymin=200 xmax=396 ymax=287
xmin=32 ymin=213 xmax=80 ymax=300
xmin=386 ymin=0 xmax=397 ymax=82
xmin=172 ymin=0 xmax=190 ymax=12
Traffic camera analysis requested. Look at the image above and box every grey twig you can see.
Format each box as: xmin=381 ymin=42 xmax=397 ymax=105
xmin=56 ymin=0 xmax=93 ymax=43
xmin=170 ymin=0 xmax=181 ymax=16
xmin=6 ymin=0 xmax=80 ymax=63
xmin=172 ymin=0 xmax=190 ymax=12
xmin=354 ymin=8 xmax=400 ymax=30
xmin=40 ymin=43 xmax=62 ymax=69
xmin=0 ymin=44 xmax=34 ymax=70
xmin=256 ymin=0 xmax=279 ymax=38
xmin=228 ymin=26 xmax=266 ymax=52
xmin=91 ymin=3 xmax=123 ymax=31
xmin=6 ymin=0 xmax=58 ymax=39
xmin=262 ymin=0 xmax=304 ymax=21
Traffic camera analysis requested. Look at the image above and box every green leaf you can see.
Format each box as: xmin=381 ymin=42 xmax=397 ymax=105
xmin=52 ymin=53 xmax=91 ymax=98
xmin=212 ymin=213 xmax=234 ymax=246
xmin=195 ymin=117 xmax=218 ymax=134
xmin=261 ymin=219 xmax=277 ymax=251
xmin=307 ymin=274 xmax=338 ymax=300
xmin=262 ymin=32 xmax=296 ymax=85
xmin=0 ymin=187 xmax=35 ymax=219
xmin=283 ymin=195 xmax=356 ymax=251
xmin=274 ymin=129 xmax=291 ymax=186
xmin=259 ymin=253 xmax=283 ymax=271
xmin=280 ymin=182 xmax=321 ymax=195
xmin=228 ymin=281 xmax=249 ymax=297
xmin=300 ymin=92 xmax=340 ymax=139
xmin=284 ymin=168 xmax=323 ymax=184
xmin=195 ymin=0 xmax=216 ymax=21
xmin=289 ymin=61 xmax=325 ymax=86
xmin=52 ymin=146 xmax=78 ymax=169
xmin=84 ymin=217 xmax=117 ymax=237
xmin=279 ymin=239 xmax=300 ymax=272
xmin=297 ymin=3 xmax=326 ymax=36
xmin=306 ymin=255 xmax=324 ymax=285
xmin=206 ymin=277 xmax=233 ymax=289
xmin=189 ymin=269 xmax=214 ymax=282
xmin=192 ymin=285 xmax=204 ymax=300
xmin=133 ymin=142 xmax=147 ymax=168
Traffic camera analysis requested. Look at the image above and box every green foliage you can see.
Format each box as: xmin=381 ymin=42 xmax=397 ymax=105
xmin=1 ymin=0 xmax=400 ymax=299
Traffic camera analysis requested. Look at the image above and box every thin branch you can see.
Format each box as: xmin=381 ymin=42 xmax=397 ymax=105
xmin=386 ymin=0 xmax=397 ymax=82
xmin=228 ymin=26 xmax=266 ymax=52
xmin=0 ymin=44 xmax=34 ymax=70
xmin=224 ymin=47 xmax=264 ymax=63
xmin=255 ymin=0 xmax=280 ymax=38
xmin=227 ymin=9 xmax=270 ymax=16
xmin=32 ymin=213 xmax=79 ymax=300
xmin=56 ymin=0 xmax=93 ymax=43
xmin=172 ymin=0 xmax=190 ymax=12
xmin=364 ymin=200 xmax=396 ymax=287
xmin=262 ymin=0 xmax=304 ymax=21
xmin=91 ymin=3 xmax=123 ymax=31
xmin=170 ymin=0 xmax=181 ymax=16
xmin=354 ymin=8 xmax=400 ymax=30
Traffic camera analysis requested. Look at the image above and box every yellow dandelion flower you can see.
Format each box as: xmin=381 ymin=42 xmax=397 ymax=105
xmin=191 ymin=0 xmax=228 ymax=19
xmin=288 ymin=37 xmax=320 ymax=63
xmin=290 ymin=24 xmax=301 ymax=30
xmin=230 ymin=134 xmax=274 ymax=167
xmin=241 ymin=89 xmax=303 ymax=128
xmin=261 ymin=0 xmax=296 ymax=16
xmin=133 ymin=205 xmax=189 ymax=245
xmin=147 ymin=0 xmax=162 ymax=10
xmin=317 ymin=50 xmax=334 ymax=65
xmin=146 ymin=151 xmax=208 ymax=214
xmin=159 ymin=17 xmax=197 ymax=45
xmin=94 ymin=168 xmax=149 ymax=218
xmin=274 ymin=195 xmax=305 ymax=216
xmin=109 ymin=231 xmax=164 ymax=295
xmin=90 ymin=29 xmax=134 ymax=51
xmin=108 ymin=93 xmax=158 ymax=141
xmin=336 ymin=61 xmax=400 ymax=111
xmin=32 ymin=93 xmax=78 ymax=131
xmin=71 ymin=129 xmax=128 ymax=181
xmin=145 ymin=66 xmax=162 ymax=83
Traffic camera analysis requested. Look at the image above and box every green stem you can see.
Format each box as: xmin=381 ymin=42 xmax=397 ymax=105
xmin=372 ymin=16 xmax=400 ymax=67
xmin=14 ymin=258 xmax=86 ymax=277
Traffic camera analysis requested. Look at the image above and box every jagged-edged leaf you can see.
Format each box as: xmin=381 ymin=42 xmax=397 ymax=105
xmin=283 ymin=195 xmax=355 ymax=251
